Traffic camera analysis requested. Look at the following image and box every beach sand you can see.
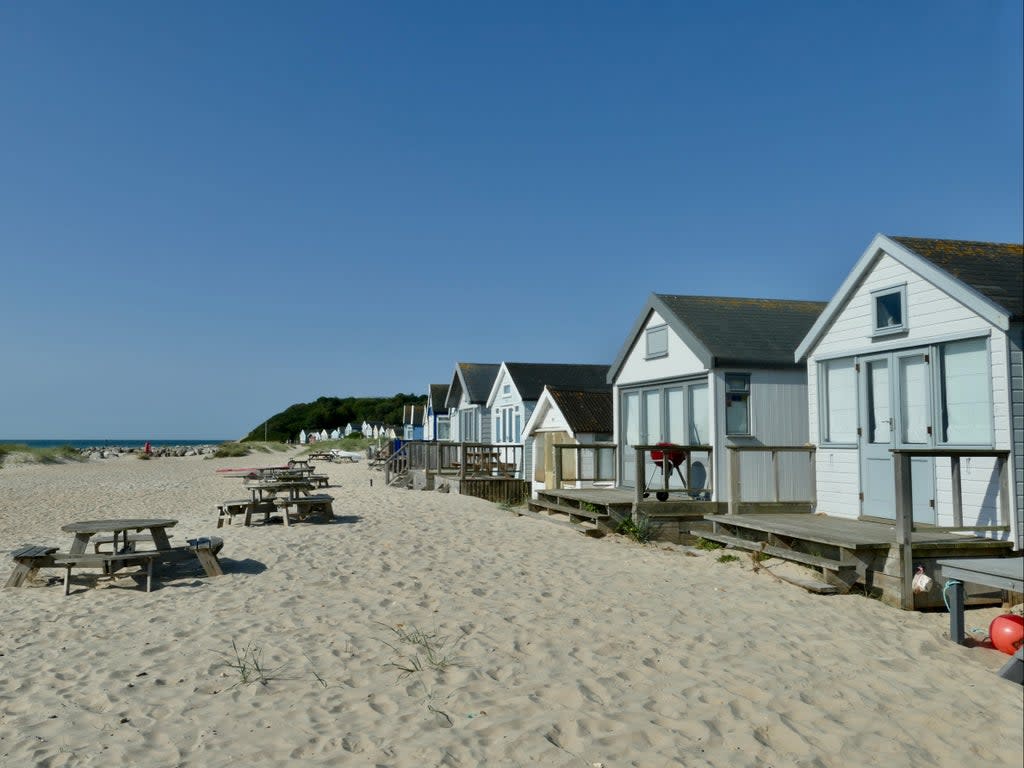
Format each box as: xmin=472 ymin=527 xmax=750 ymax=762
xmin=0 ymin=450 xmax=1021 ymax=767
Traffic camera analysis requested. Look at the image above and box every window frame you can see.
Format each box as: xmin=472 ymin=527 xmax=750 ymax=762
xmin=645 ymin=325 xmax=669 ymax=360
xmin=724 ymin=372 xmax=752 ymax=436
xmin=871 ymin=284 xmax=908 ymax=337
xmin=818 ymin=357 xmax=858 ymax=447
xmin=937 ymin=336 xmax=994 ymax=447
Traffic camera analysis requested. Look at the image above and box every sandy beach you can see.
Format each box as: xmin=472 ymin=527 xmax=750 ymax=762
xmin=0 ymin=450 xmax=1021 ymax=767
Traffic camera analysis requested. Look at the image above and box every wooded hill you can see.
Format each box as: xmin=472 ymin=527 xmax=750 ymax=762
xmin=242 ymin=394 xmax=427 ymax=442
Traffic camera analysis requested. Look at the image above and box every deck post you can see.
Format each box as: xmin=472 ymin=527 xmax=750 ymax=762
xmin=662 ymin=454 xmax=670 ymax=494
xmin=808 ymin=449 xmax=816 ymax=508
xmin=460 ymin=442 xmax=467 ymax=482
xmin=771 ymin=450 xmax=780 ymax=502
xmin=635 ymin=447 xmax=644 ymax=507
xmin=997 ymin=454 xmax=1010 ymax=527
xmin=728 ymin=449 xmax=740 ymax=515
xmin=950 ymin=456 xmax=963 ymax=528
xmin=554 ymin=445 xmax=563 ymax=490
xmin=893 ymin=450 xmax=915 ymax=610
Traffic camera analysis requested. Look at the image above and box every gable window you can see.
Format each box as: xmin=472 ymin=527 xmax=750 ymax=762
xmin=503 ymin=384 xmax=511 ymax=395
xmin=645 ymin=325 xmax=668 ymax=359
xmin=872 ymin=285 xmax=907 ymax=336
xmin=725 ymin=373 xmax=751 ymax=435
xmin=939 ymin=337 xmax=992 ymax=444
xmin=820 ymin=358 xmax=857 ymax=444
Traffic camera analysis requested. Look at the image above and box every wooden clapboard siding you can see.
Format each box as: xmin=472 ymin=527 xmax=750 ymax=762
xmin=1010 ymin=322 xmax=1024 ymax=547
xmin=615 ymin=309 xmax=706 ymax=387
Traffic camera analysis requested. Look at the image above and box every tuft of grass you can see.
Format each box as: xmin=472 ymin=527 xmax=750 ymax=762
xmin=617 ymin=514 xmax=654 ymax=543
xmin=213 ymin=442 xmax=252 ymax=458
xmin=717 ymin=554 xmax=741 ymax=563
xmin=378 ymin=622 xmax=465 ymax=680
xmin=695 ymin=537 xmax=725 ymax=551
xmin=215 ymin=640 xmax=286 ymax=686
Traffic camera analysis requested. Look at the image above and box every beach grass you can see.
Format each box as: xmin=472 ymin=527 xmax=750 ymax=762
xmin=0 ymin=443 xmax=83 ymax=466
xmin=212 ymin=441 xmax=290 ymax=458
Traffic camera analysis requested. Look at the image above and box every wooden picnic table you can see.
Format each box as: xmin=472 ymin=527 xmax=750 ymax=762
xmin=6 ymin=518 xmax=224 ymax=595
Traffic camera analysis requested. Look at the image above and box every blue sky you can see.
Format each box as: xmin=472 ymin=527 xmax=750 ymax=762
xmin=1 ymin=2 xmax=1021 ymax=439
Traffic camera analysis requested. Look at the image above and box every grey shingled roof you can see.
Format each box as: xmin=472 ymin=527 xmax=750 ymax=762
xmin=429 ymin=384 xmax=450 ymax=414
xmin=458 ymin=363 xmax=500 ymax=404
xmin=503 ymin=363 xmax=610 ymax=401
xmin=655 ymin=294 xmax=827 ymax=368
xmin=548 ymin=388 xmax=613 ymax=434
xmin=890 ymin=236 xmax=1024 ymax=319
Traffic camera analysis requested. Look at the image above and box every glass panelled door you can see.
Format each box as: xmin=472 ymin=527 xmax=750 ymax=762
xmin=859 ymin=351 xmax=935 ymax=523
xmin=620 ymin=380 xmax=708 ymax=489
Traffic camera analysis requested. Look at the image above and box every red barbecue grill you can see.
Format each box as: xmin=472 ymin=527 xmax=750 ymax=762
xmin=645 ymin=442 xmax=689 ymax=501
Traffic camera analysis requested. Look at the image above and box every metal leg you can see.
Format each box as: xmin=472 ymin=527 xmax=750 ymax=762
xmin=947 ymin=579 xmax=965 ymax=644
xmin=996 ymin=647 xmax=1024 ymax=685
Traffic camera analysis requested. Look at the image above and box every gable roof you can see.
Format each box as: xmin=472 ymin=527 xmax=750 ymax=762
xmin=445 ymin=363 xmax=500 ymax=408
xmin=795 ymin=234 xmax=1022 ymax=360
xmin=496 ymin=363 xmax=610 ymax=403
xmin=890 ymin=236 xmax=1023 ymax=319
xmin=548 ymin=387 xmax=613 ymax=434
xmin=428 ymin=384 xmax=450 ymax=414
xmin=609 ymin=293 xmax=827 ymax=380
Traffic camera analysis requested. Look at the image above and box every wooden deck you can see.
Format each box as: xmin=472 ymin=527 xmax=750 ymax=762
xmin=702 ymin=513 xmax=1007 ymax=550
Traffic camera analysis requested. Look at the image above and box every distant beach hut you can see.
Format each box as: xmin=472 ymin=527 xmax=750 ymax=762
xmin=330 ymin=428 xmax=340 ymax=440
xmin=299 ymin=429 xmax=307 ymax=445
xmin=319 ymin=429 xmax=329 ymax=442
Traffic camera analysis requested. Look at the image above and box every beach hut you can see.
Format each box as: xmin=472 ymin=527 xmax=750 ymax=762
xmin=523 ymin=385 xmax=614 ymax=496
xmin=795 ymin=234 xmax=1023 ymax=550
xmin=319 ymin=429 xmax=329 ymax=442
xmin=486 ymin=362 xmax=610 ymax=481
xmin=607 ymin=293 xmax=827 ymax=502
xmin=299 ymin=429 xmax=307 ymax=445
xmin=402 ymin=405 xmax=425 ymax=441
xmin=424 ymin=384 xmax=451 ymax=441
xmin=445 ymin=363 xmax=500 ymax=443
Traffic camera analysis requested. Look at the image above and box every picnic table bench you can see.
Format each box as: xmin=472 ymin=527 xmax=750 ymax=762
xmin=7 ymin=545 xmax=160 ymax=594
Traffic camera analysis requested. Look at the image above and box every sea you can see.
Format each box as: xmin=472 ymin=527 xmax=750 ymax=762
xmin=0 ymin=439 xmax=229 ymax=450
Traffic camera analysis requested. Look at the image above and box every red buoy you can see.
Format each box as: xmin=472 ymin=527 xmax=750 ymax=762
xmin=988 ymin=614 xmax=1024 ymax=655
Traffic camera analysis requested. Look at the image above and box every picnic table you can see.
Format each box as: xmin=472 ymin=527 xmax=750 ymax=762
xmin=7 ymin=518 xmax=224 ymax=595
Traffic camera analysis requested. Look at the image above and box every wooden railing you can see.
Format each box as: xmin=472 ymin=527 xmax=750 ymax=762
xmin=726 ymin=445 xmax=817 ymax=515
xmin=385 ymin=441 xmax=526 ymax=479
xmin=892 ymin=448 xmax=1012 ymax=610
xmin=551 ymin=442 xmax=617 ymax=489
xmin=632 ymin=444 xmax=714 ymax=506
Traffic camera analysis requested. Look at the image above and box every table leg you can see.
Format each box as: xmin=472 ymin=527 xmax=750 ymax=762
xmin=69 ymin=533 xmax=91 ymax=555
xmin=150 ymin=527 xmax=172 ymax=551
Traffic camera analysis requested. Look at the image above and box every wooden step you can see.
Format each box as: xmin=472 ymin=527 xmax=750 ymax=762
xmin=515 ymin=507 xmax=604 ymax=536
xmin=528 ymin=499 xmax=609 ymax=522
xmin=690 ymin=530 xmax=856 ymax=573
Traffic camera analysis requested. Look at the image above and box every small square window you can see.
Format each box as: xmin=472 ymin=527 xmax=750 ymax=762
xmin=645 ymin=326 xmax=668 ymax=359
xmin=502 ymin=383 xmax=511 ymax=395
xmin=871 ymin=286 xmax=907 ymax=336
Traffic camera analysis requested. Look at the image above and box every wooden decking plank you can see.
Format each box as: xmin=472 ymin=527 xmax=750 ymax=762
xmin=529 ymin=499 xmax=609 ymax=522
xmin=692 ymin=530 xmax=855 ymax=572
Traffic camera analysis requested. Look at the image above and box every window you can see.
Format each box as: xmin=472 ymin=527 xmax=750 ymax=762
xmin=820 ymin=358 xmax=857 ymax=443
xmin=645 ymin=325 xmax=668 ymax=359
xmin=725 ymin=373 xmax=750 ymax=435
xmin=437 ymin=418 xmax=450 ymax=441
xmin=939 ymin=337 xmax=991 ymax=444
xmin=872 ymin=285 xmax=907 ymax=336
xmin=502 ymin=384 xmax=511 ymax=395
